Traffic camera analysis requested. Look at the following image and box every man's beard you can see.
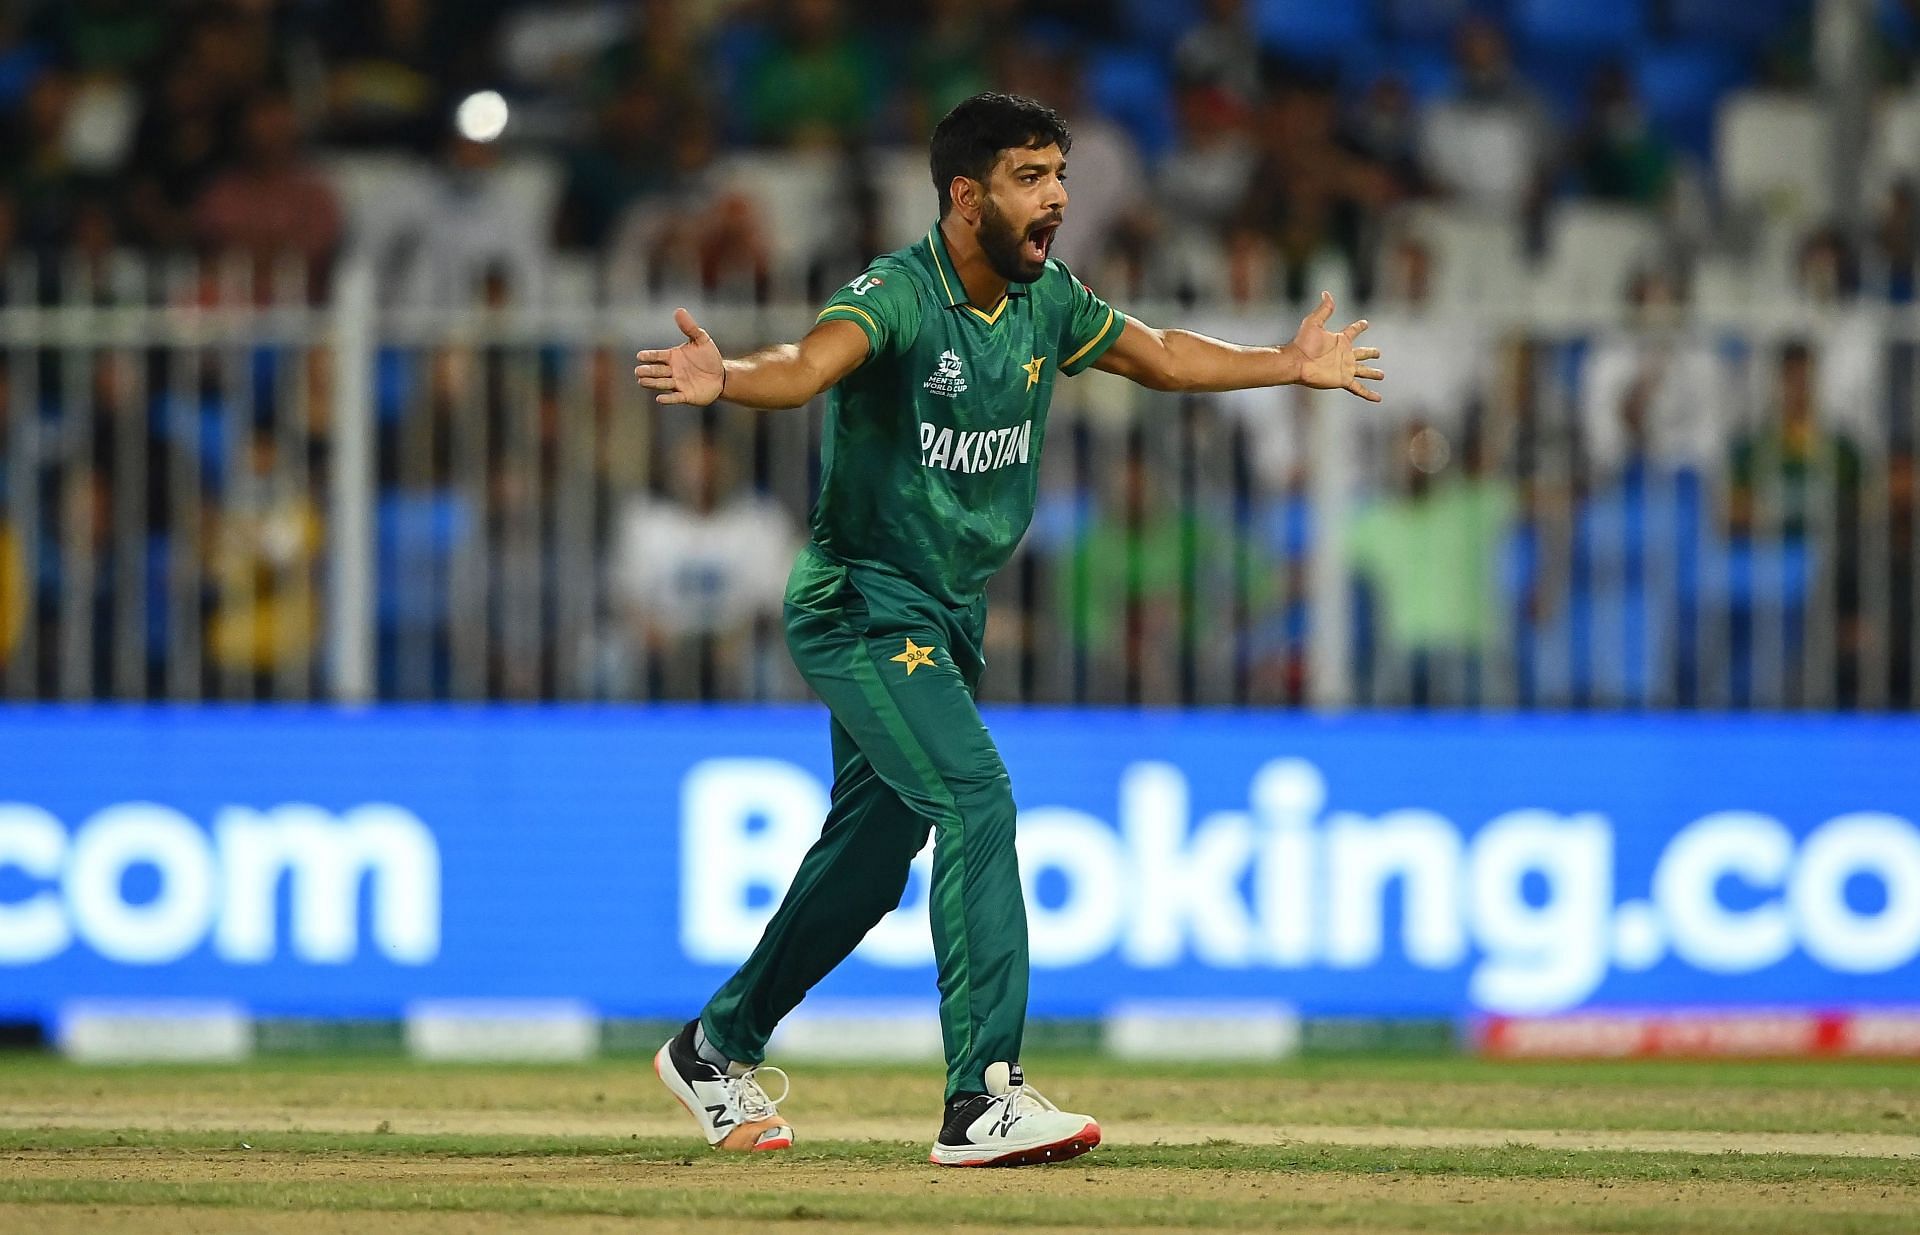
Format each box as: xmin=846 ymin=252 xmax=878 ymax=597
xmin=979 ymin=198 xmax=1050 ymax=284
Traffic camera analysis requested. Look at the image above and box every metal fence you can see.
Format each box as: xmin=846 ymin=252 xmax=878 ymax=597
xmin=2 ymin=255 xmax=1916 ymax=710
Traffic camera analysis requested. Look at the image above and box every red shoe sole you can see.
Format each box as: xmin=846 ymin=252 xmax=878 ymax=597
xmin=929 ymin=1122 xmax=1102 ymax=1167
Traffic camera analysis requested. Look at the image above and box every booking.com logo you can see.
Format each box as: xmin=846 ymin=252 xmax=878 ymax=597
xmin=0 ymin=802 xmax=440 ymax=967
xmin=680 ymin=758 xmax=1920 ymax=1015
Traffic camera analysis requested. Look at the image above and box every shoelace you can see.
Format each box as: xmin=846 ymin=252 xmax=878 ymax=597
xmin=726 ymin=1065 xmax=789 ymax=1123
xmin=989 ymin=1078 xmax=1060 ymax=1133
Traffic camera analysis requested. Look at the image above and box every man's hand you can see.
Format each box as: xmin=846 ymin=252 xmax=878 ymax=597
xmin=634 ymin=308 xmax=725 ymax=407
xmin=1293 ymin=291 xmax=1384 ymax=403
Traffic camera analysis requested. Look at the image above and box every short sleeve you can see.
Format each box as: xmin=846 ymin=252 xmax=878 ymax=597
xmin=1056 ymin=267 xmax=1125 ymax=376
xmin=815 ymin=264 xmax=921 ymax=360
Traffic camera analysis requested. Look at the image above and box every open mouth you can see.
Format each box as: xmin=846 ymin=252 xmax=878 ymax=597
xmin=1024 ymin=220 xmax=1059 ymax=264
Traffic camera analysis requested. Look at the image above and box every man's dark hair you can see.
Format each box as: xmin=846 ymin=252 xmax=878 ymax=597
xmin=929 ymin=92 xmax=1071 ymax=216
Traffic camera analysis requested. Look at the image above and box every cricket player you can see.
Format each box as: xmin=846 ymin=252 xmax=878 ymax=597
xmin=637 ymin=92 xmax=1382 ymax=1167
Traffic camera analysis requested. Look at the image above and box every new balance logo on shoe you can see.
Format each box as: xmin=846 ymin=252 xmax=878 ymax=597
xmin=654 ymin=1021 xmax=795 ymax=1153
xmin=930 ymin=1062 xmax=1101 ymax=1168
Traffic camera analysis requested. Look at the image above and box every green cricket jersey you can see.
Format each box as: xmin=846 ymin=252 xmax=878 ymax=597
xmin=805 ymin=225 xmax=1126 ymax=608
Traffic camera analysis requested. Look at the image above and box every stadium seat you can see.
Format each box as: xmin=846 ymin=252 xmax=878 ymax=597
xmin=1533 ymin=203 xmax=1668 ymax=322
xmin=547 ymin=254 xmax=597 ymax=308
xmin=1691 ymin=219 xmax=1799 ymax=318
xmin=1668 ymin=0 xmax=1806 ymax=44
xmin=1389 ymin=202 xmax=1527 ymax=311
xmin=1523 ymin=46 xmax=1614 ymax=127
xmin=377 ymin=492 xmax=471 ymax=626
xmin=1379 ymin=0 xmax=1474 ymax=41
xmin=320 ymin=153 xmax=435 ymax=268
xmin=1869 ymin=88 xmax=1920 ymax=196
xmin=1340 ymin=41 xmax=1459 ymax=105
xmin=1121 ymin=0 xmax=1200 ymax=45
xmin=1513 ymin=0 xmax=1647 ymax=47
xmin=712 ymin=150 xmax=846 ymax=282
xmin=873 ymin=148 xmax=937 ymax=252
xmin=1633 ymin=43 xmax=1748 ymax=157
xmin=1716 ymin=91 xmax=1834 ymax=223
xmin=1087 ymin=49 xmax=1176 ymax=159
xmin=1419 ymin=102 xmax=1540 ymax=214
xmin=494 ymin=156 xmax=566 ymax=248
xmin=1253 ymin=0 xmax=1367 ymax=54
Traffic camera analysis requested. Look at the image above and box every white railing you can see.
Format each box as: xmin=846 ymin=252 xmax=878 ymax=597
xmin=2 ymin=256 xmax=1916 ymax=709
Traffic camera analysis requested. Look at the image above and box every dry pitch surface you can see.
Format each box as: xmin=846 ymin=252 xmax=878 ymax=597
xmin=1 ymin=1053 xmax=1916 ymax=1233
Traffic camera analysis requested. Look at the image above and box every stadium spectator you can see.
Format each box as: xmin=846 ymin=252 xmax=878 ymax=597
xmin=193 ymin=90 xmax=343 ymax=297
xmin=0 ymin=10 xmax=51 ymax=115
xmin=30 ymin=0 xmax=163 ymax=79
xmin=1054 ymin=437 xmax=1253 ymax=705
xmin=1871 ymin=179 xmax=1917 ymax=303
xmin=1238 ymin=79 xmax=1398 ymax=301
xmin=1725 ymin=341 xmax=1865 ymax=707
xmin=1528 ymin=373 xmax=1708 ymax=708
xmin=0 ymin=512 xmax=19 ymax=675
xmin=1574 ymin=62 xmax=1673 ymax=206
xmin=1370 ymin=233 xmax=1490 ymax=440
xmin=498 ymin=0 xmax=629 ymax=101
xmin=1883 ymin=446 xmax=1917 ymax=706
xmin=321 ymin=0 xmax=463 ymax=152
xmin=603 ymin=106 xmax=773 ymax=300
xmin=906 ymin=0 xmax=999 ymax=140
xmin=1420 ymin=16 xmax=1550 ymax=214
xmin=558 ymin=81 xmax=674 ymax=249
xmin=737 ymin=0 xmax=885 ymax=148
xmin=608 ymin=427 xmax=798 ymax=700
xmin=1794 ymin=224 xmax=1885 ymax=442
xmin=5 ymin=69 xmax=86 ymax=255
xmin=0 ymin=356 xmax=22 ymax=674
xmin=587 ymin=0 xmax=715 ymax=107
xmin=1347 ymin=420 xmax=1515 ymax=706
xmin=1173 ymin=0 xmax=1263 ymax=108
xmin=206 ymin=425 xmax=324 ymax=693
xmin=380 ymin=129 xmax=556 ymax=306
xmin=0 ymin=189 xmax=23 ymax=302
xmin=1010 ymin=50 xmax=1148 ymax=276
xmin=1578 ymin=268 xmax=1728 ymax=474
xmin=124 ymin=52 xmax=232 ymax=251
xmin=1344 ymin=72 xmax=1430 ymax=202
xmin=1154 ymin=80 xmax=1256 ymax=234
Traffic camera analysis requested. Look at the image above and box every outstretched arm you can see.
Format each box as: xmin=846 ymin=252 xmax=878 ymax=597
xmin=1092 ymin=291 xmax=1384 ymax=402
xmin=634 ymin=308 xmax=870 ymax=410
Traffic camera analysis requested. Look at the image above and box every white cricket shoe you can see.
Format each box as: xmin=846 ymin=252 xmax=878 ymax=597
xmin=654 ymin=1021 xmax=794 ymax=1152
xmin=928 ymin=1062 xmax=1101 ymax=1167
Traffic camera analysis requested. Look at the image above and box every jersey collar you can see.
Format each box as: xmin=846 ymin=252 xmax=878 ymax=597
xmin=925 ymin=223 xmax=1027 ymax=324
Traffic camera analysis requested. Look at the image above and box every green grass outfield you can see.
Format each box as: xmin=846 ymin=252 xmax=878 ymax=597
xmin=1 ymin=1053 xmax=1916 ymax=1233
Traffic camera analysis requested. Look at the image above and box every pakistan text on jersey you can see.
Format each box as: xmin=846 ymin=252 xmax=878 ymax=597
xmin=919 ymin=419 xmax=1033 ymax=474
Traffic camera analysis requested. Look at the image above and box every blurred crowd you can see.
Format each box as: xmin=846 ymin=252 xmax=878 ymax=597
xmin=3 ymin=0 xmax=1920 ymax=709
xmin=0 ymin=0 xmax=1915 ymax=303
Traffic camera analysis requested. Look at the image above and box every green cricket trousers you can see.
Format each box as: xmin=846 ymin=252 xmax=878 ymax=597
xmin=699 ymin=546 xmax=1027 ymax=1100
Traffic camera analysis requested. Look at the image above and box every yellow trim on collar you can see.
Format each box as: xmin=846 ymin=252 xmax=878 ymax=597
xmin=927 ymin=228 xmax=962 ymax=307
xmin=963 ymin=296 xmax=1010 ymax=326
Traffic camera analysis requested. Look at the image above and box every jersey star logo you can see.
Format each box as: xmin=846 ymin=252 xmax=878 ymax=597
xmin=1022 ymin=356 xmax=1046 ymax=389
xmin=890 ymin=637 xmax=937 ymax=675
